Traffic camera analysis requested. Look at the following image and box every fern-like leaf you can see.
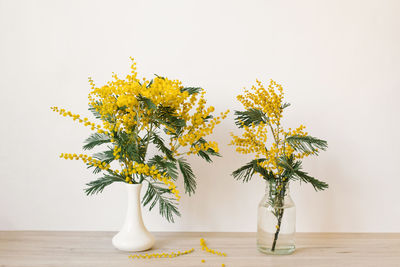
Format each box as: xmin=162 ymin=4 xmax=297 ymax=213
xmin=151 ymin=133 xmax=174 ymax=161
xmin=234 ymin=108 xmax=266 ymax=128
xmin=142 ymin=181 xmax=180 ymax=222
xmin=88 ymin=105 xmax=102 ymax=120
xmin=193 ymin=138 xmax=220 ymax=163
xmin=177 ymin=158 xmax=196 ymax=195
xmin=146 ymin=79 xmax=154 ymax=88
xmin=89 ymin=103 xmax=114 ymax=123
xmin=278 ymin=156 xmax=328 ymax=191
xmin=156 ymin=106 xmax=186 ymax=131
xmin=148 ymin=155 xmax=178 ymax=180
xmin=125 ymin=139 xmax=144 ymax=163
xmin=232 ymin=158 xmax=273 ymax=182
xmin=84 ymin=175 xmax=124 ymax=195
xmin=294 ymin=169 xmax=328 ymax=191
xmin=114 ymin=131 xmax=144 ymax=163
xmin=180 ymin=87 xmax=202 ymax=95
xmin=88 ymin=149 xmax=115 ymax=174
xmin=83 ymin=133 xmax=110 ymax=150
xmin=281 ymin=102 xmax=291 ymax=110
xmin=286 ymin=135 xmax=328 ymax=155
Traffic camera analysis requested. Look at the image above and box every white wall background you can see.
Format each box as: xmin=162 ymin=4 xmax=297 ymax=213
xmin=1 ymin=0 xmax=399 ymax=232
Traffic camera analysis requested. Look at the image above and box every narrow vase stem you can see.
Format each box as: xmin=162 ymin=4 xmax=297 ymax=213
xmin=271 ymin=183 xmax=287 ymax=252
xmin=112 ymin=184 xmax=154 ymax=251
xmin=271 ymin=209 xmax=284 ymax=251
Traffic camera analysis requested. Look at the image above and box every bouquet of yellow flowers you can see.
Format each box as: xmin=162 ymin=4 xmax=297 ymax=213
xmin=52 ymin=58 xmax=229 ymax=222
xmin=230 ymin=79 xmax=328 ymax=253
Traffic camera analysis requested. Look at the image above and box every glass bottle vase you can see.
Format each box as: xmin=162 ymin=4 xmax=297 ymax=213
xmin=257 ymin=180 xmax=296 ymax=255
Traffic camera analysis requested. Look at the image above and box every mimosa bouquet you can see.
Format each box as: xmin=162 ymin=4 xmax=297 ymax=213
xmin=52 ymin=58 xmax=229 ymax=222
xmin=230 ymin=79 xmax=328 ymax=253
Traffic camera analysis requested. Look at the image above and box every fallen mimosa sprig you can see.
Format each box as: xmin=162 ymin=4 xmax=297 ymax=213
xmin=200 ymin=238 xmax=227 ymax=257
xmin=129 ymin=248 xmax=195 ymax=259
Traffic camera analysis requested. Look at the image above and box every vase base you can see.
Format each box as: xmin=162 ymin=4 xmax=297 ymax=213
xmin=112 ymin=184 xmax=155 ymax=252
xmin=112 ymin=231 xmax=155 ymax=252
xmin=257 ymin=245 xmax=295 ymax=255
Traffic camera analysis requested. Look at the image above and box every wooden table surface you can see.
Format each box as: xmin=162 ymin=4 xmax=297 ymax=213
xmin=0 ymin=231 xmax=399 ymax=267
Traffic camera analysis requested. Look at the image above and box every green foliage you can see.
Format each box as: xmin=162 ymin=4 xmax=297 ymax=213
xmin=286 ymin=135 xmax=328 ymax=155
xmin=156 ymin=106 xmax=186 ymax=131
xmin=83 ymin=133 xmax=111 ymax=150
xmin=89 ymin=103 xmax=114 ymax=123
xmin=151 ymin=133 xmax=174 ymax=161
xmin=85 ymin=174 xmax=124 ymax=195
xmin=232 ymin=158 xmax=275 ymax=182
xmin=234 ymin=108 xmax=265 ymax=128
xmin=88 ymin=105 xmax=102 ymax=120
xmin=124 ymin=140 xmax=144 ymax=163
xmin=89 ymin=149 xmax=115 ymax=174
xmin=193 ymin=138 xmax=220 ymax=163
xmin=142 ymin=181 xmax=180 ymax=222
xmin=278 ymin=156 xmax=328 ymax=191
xmin=153 ymin=74 xmax=165 ymax=80
xmin=202 ymin=114 xmax=213 ymax=122
xmin=294 ymin=169 xmax=328 ymax=191
xmin=180 ymin=87 xmax=202 ymax=95
xmin=146 ymin=79 xmax=154 ymax=88
xmin=138 ymin=95 xmax=157 ymax=110
xmin=114 ymin=131 xmax=144 ymax=163
xmin=148 ymin=155 xmax=178 ymax=180
xmin=232 ymin=152 xmax=328 ymax=191
xmin=93 ymin=149 xmax=115 ymax=162
xmin=177 ymin=158 xmax=197 ymax=196
xmin=281 ymin=103 xmax=291 ymax=110
xmin=196 ymin=150 xmax=217 ymax=163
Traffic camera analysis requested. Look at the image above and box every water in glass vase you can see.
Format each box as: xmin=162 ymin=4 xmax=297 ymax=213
xmin=257 ymin=181 xmax=296 ymax=255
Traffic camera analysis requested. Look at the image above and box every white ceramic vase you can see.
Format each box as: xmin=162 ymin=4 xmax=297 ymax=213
xmin=112 ymin=183 xmax=155 ymax=251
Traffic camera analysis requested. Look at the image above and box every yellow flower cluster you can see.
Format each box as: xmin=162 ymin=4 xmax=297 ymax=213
xmin=120 ymin=162 xmax=180 ymax=200
xmin=87 ymin=59 xmax=187 ymax=134
xmin=281 ymin=125 xmax=310 ymax=159
xmin=200 ymin=238 xmax=227 ymax=257
xmin=60 ymin=153 xmax=111 ymax=170
xmin=175 ymin=93 xmax=229 ymax=155
xmin=231 ymin=79 xmax=313 ymax=176
xmin=237 ymin=79 xmax=284 ymax=125
xmin=129 ymin=248 xmax=194 ymax=259
xmin=53 ymin=58 xmax=228 ymax=206
xmin=143 ymin=77 xmax=188 ymax=110
xmin=112 ymin=146 xmax=122 ymax=160
xmin=87 ymin=58 xmax=227 ymax=156
xmin=189 ymin=141 xmax=219 ymax=155
xmin=230 ymin=122 xmax=268 ymax=157
xmin=51 ymin=107 xmax=102 ymax=131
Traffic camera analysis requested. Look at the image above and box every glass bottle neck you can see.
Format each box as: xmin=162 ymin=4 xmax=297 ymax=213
xmin=265 ymin=180 xmax=290 ymax=195
xmin=263 ymin=179 xmax=294 ymax=208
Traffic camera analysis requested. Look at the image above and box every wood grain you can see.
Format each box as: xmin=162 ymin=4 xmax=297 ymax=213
xmin=0 ymin=232 xmax=399 ymax=267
